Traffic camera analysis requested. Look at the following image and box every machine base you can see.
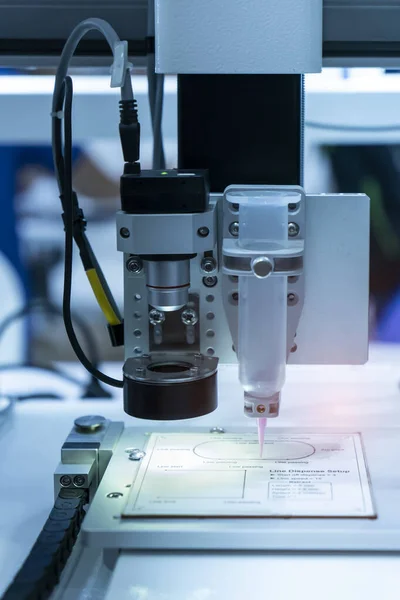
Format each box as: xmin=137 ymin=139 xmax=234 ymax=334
xmin=82 ymin=426 xmax=399 ymax=552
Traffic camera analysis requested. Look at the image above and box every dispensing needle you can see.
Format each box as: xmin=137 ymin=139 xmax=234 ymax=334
xmin=258 ymin=417 xmax=267 ymax=457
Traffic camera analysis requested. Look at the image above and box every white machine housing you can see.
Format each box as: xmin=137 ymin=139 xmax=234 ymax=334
xmin=156 ymin=0 xmax=323 ymax=74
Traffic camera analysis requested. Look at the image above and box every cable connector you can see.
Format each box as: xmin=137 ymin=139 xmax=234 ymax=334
xmin=119 ymin=99 xmax=141 ymax=166
xmin=61 ymin=197 xmax=87 ymax=236
xmin=110 ymin=41 xmax=132 ymax=88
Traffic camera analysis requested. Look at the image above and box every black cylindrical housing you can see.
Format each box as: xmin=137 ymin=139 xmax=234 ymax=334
xmin=124 ymin=372 xmax=218 ymax=420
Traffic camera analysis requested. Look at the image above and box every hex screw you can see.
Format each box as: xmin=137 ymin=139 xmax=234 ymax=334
xmin=203 ymin=276 xmax=218 ymax=288
xmin=73 ymin=475 xmax=85 ymax=488
xmin=120 ymin=227 xmax=130 ymax=238
xmin=126 ymin=256 xmax=143 ymax=273
xmin=107 ymin=492 xmax=123 ymax=499
xmin=149 ymin=309 xmax=165 ymax=325
xmin=288 ymin=222 xmax=300 ymax=237
xmin=60 ymin=475 xmax=72 ymax=487
xmin=197 ymin=226 xmax=209 ymax=238
xmin=210 ymin=427 xmax=225 ymax=434
xmin=181 ymin=308 xmax=198 ymax=326
xmin=201 ymin=257 xmax=217 ymax=274
xmin=229 ymin=222 xmax=239 ymax=237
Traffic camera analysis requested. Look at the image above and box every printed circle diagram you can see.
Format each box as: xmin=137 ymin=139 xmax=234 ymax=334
xmin=193 ymin=439 xmax=315 ymax=460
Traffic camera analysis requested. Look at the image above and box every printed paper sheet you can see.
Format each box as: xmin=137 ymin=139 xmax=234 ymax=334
xmin=123 ymin=432 xmax=375 ymax=518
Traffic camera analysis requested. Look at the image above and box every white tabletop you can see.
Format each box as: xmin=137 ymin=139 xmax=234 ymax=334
xmin=2 ymin=344 xmax=400 ymax=599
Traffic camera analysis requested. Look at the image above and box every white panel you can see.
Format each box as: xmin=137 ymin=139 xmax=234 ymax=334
xmin=291 ymin=193 xmax=370 ymax=365
xmin=156 ymin=0 xmax=323 ymax=74
xmin=106 ymin=551 xmax=400 ymax=600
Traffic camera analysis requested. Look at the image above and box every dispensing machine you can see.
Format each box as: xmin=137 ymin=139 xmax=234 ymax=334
xmin=2 ymin=2 xmax=378 ymax=599
xmin=115 ymin=0 xmax=368 ymax=424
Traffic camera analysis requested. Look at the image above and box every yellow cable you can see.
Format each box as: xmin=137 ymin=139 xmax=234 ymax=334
xmin=85 ymin=268 xmax=121 ymax=326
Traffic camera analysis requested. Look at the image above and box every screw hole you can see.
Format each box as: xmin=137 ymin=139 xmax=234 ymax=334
xmin=197 ymin=226 xmax=209 ymax=238
xmin=202 ymin=275 xmax=218 ymax=288
xmin=230 ymin=291 xmax=239 ymax=305
xmin=206 ymin=312 xmax=215 ymax=320
xmin=287 ymin=293 xmax=299 ymax=306
xmin=206 ymin=330 xmax=215 ymax=338
xmin=207 ymin=347 xmax=215 ymax=356
xmin=206 ymin=294 xmax=215 ymax=302
xmin=134 ymin=347 xmax=142 ymax=355
xmin=119 ymin=227 xmax=130 ymax=238
xmin=134 ymin=329 xmax=142 ymax=337
xmin=134 ymin=312 xmax=142 ymax=319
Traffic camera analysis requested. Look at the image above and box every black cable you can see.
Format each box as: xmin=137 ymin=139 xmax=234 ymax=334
xmin=0 ymin=299 xmax=113 ymax=398
xmin=0 ymin=299 xmax=100 ymax=368
xmin=12 ymin=393 xmax=62 ymax=401
xmin=53 ymin=79 xmax=124 ymax=328
xmin=153 ymin=73 xmax=165 ymax=169
xmin=147 ymin=0 xmax=166 ymax=169
xmin=61 ymin=77 xmax=123 ymax=389
xmin=52 ymin=80 xmax=66 ymax=194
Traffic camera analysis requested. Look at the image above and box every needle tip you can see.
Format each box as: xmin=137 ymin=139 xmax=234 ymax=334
xmin=258 ymin=418 xmax=267 ymax=458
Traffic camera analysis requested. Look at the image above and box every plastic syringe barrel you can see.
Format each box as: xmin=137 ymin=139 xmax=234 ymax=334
xmin=239 ymin=274 xmax=287 ymax=400
xmin=226 ymin=188 xmax=297 ymax=416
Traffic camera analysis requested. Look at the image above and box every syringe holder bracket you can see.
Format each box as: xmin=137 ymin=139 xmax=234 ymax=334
xmin=221 ymin=184 xmax=306 ymax=371
xmin=222 ymin=238 xmax=304 ymax=277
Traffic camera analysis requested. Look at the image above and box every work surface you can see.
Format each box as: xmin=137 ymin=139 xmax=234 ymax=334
xmin=2 ymin=344 xmax=400 ymax=599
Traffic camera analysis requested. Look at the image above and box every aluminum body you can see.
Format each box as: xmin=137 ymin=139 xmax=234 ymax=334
xmin=123 ymin=193 xmax=369 ymax=366
xmin=0 ymin=1 xmax=397 ymax=67
xmin=156 ymin=0 xmax=323 ymax=74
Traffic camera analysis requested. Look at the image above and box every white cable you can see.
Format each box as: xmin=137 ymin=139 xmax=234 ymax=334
xmin=147 ymin=0 xmax=166 ymax=169
xmin=52 ymin=18 xmax=133 ymax=118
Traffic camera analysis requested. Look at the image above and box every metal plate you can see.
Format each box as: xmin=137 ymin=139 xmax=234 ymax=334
xmin=124 ymin=193 xmax=369 ymax=367
xmin=82 ymin=424 xmax=400 ymax=552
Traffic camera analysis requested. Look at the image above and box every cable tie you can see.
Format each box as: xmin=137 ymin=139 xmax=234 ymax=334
xmin=51 ymin=110 xmax=64 ymax=119
xmin=110 ymin=41 xmax=131 ymax=88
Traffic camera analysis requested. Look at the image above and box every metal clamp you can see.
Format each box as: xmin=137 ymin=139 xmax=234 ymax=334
xmin=222 ymin=238 xmax=304 ymax=276
xmin=116 ymin=204 xmax=217 ymax=255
